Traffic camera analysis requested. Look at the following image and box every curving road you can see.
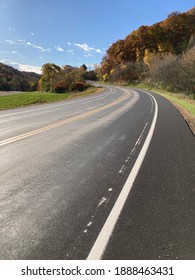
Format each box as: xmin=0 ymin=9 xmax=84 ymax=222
xmin=0 ymin=84 xmax=194 ymax=260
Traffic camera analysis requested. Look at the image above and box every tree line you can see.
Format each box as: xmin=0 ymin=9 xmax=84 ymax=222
xmin=0 ymin=63 xmax=40 ymax=91
xmin=95 ymin=7 xmax=195 ymax=97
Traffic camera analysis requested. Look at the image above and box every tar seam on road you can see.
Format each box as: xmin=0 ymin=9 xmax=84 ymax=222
xmin=87 ymin=90 xmax=158 ymax=260
xmin=0 ymin=88 xmax=129 ymax=147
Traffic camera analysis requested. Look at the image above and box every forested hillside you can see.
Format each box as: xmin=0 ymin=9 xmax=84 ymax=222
xmin=0 ymin=63 xmax=41 ymax=91
xmin=98 ymin=7 xmax=195 ymax=96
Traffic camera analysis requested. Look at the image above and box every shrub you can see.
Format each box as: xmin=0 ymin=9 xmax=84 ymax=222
xmin=53 ymin=81 xmax=68 ymax=93
xmin=149 ymin=47 xmax=195 ymax=96
xmin=74 ymin=81 xmax=86 ymax=91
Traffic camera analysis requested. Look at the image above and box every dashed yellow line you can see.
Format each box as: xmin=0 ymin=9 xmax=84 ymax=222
xmin=0 ymin=90 xmax=129 ymax=146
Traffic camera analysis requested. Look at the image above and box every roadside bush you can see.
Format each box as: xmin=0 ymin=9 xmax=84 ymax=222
xmin=149 ymin=47 xmax=195 ymax=96
xmin=180 ymin=46 xmax=195 ymax=96
xmin=149 ymin=54 xmax=182 ymax=91
xmin=74 ymin=81 xmax=87 ymax=91
xmin=53 ymin=81 xmax=68 ymax=93
xmin=39 ymin=63 xmax=87 ymax=93
xmin=109 ymin=61 xmax=148 ymax=83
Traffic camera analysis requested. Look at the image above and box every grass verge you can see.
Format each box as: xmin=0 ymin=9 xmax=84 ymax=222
xmin=131 ymin=83 xmax=195 ymax=134
xmin=0 ymin=86 xmax=103 ymax=111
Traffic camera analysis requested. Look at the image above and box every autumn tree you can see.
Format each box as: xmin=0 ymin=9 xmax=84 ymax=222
xmin=38 ymin=63 xmax=88 ymax=93
xmin=100 ymin=7 xmax=195 ymax=89
xmin=39 ymin=63 xmax=62 ymax=92
xmin=161 ymin=12 xmax=195 ymax=54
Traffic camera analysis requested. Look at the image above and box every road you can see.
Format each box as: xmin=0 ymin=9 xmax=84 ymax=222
xmin=0 ymin=84 xmax=194 ymax=260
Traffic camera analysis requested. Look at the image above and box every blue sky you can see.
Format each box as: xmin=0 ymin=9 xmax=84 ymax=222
xmin=0 ymin=0 xmax=194 ymax=73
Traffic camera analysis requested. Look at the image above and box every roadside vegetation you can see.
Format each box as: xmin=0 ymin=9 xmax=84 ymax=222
xmin=0 ymin=62 xmax=102 ymax=110
xmin=85 ymin=8 xmax=195 ymax=132
xmin=38 ymin=63 xmax=88 ymax=93
xmin=0 ymin=86 xmax=100 ymax=110
xmin=95 ymin=9 xmax=195 ymax=97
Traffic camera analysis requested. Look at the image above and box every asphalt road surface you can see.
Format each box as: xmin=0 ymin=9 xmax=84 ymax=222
xmin=0 ymin=84 xmax=194 ymax=260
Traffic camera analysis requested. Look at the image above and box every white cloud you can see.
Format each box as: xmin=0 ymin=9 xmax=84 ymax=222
xmin=54 ymin=46 xmax=64 ymax=52
xmin=0 ymin=59 xmax=41 ymax=74
xmin=18 ymin=39 xmax=26 ymax=43
xmin=5 ymin=40 xmax=15 ymax=45
xmin=84 ymin=53 xmax=93 ymax=57
xmin=67 ymin=49 xmax=74 ymax=53
xmin=25 ymin=40 xmax=51 ymax=52
xmin=0 ymin=51 xmax=16 ymax=54
xmin=74 ymin=43 xmax=94 ymax=52
xmin=41 ymin=47 xmax=51 ymax=53
xmin=67 ymin=42 xmax=71 ymax=46
xmin=74 ymin=43 xmax=103 ymax=54
xmin=31 ymin=32 xmax=35 ymax=36
xmin=34 ymin=45 xmax=44 ymax=51
xmin=19 ymin=64 xmax=42 ymax=74
xmin=96 ymin=48 xmax=102 ymax=54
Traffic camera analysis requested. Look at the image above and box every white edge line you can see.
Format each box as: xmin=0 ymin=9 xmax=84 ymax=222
xmin=87 ymin=91 xmax=158 ymax=260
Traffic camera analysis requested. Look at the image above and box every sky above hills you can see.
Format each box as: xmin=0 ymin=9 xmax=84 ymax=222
xmin=0 ymin=0 xmax=194 ymax=73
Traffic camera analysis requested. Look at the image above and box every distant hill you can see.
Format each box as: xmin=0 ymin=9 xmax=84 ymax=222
xmin=101 ymin=7 xmax=195 ymax=74
xmin=0 ymin=63 xmax=41 ymax=91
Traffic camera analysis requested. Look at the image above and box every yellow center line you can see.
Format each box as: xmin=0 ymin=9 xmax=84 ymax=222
xmin=0 ymin=90 xmax=130 ymax=147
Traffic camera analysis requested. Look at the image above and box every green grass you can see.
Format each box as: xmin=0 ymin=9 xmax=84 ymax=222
xmin=0 ymin=86 xmax=99 ymax=110
xmin=130 ymin=83 xmax=195 ymax=116
xmin=155 ymin=92 xmax=195 ymax=115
